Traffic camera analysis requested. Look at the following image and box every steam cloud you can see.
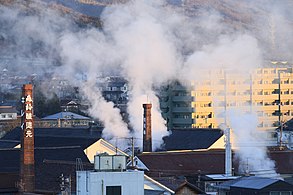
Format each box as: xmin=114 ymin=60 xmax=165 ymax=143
xmin=228 ymin=110 xmax=280 ymax=178
xmin=0 ymin=0 xmax=292 ymax=160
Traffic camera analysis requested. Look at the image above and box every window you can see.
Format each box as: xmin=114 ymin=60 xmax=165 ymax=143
xmin=106 ymin=186 xmax=121 ymax=195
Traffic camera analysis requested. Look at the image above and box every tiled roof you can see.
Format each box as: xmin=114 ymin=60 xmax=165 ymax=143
xmin=0 ymin=147 xmax=93 ymax=193
xmin=1 ymin=127 xmax=102 ymax=142
xmin=0 ymin=139 xmax=19 ymax=148
xmin=0 ymin=127 xmax=102 ymax=149
xmin=0 ymin=146 xmax=90 ymax=173
xmin=42 ymin=111 xmax=90 ymax=120
xmin=161 ymin=128 xmax=223 ymax=151
xmin=139 ymin=148 xmax=293 ymax=177
xmin=138 ymin=149 xmax=226 ymax=177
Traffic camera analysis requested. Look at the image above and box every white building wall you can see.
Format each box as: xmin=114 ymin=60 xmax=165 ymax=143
xmin=0 ymin=112 xmax=17 ymax=120
xmin=77 ymin=170 xmax=144 ymax=195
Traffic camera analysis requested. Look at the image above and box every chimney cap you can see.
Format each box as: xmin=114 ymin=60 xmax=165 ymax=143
xmin=143 ymin=103 xmax=152 ymax=108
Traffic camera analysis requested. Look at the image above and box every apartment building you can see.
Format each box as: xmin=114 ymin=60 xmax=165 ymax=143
xmin=160 ymin=64 xmax=293 ymax=141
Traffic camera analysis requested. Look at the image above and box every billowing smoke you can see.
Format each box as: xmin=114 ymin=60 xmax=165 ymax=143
xmin=0 ymin=0 xmax=292 ymax=156
xmin=101 ymin=1 xmax=182 ymax=148
xmin=82 ymin=82 xmax=129 ymax=149
xmin=228 ymin=110 xmax=280 ymax=178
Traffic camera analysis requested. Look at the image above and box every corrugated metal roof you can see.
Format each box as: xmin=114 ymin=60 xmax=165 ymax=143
xmin=42 ymin=111 xmax=90 ymax=120
xmin=231 ymin=176 xmax=278 ymax=189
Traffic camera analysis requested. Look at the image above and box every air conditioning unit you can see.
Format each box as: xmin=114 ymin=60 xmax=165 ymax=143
xmin=113 ymin=155 xmax=126 ymax=171
xmin=94 ymin=155 xmax=126 ymax=171
xmin=94 ymin=155 xmax=113 ymax=171
xmin=100 ymin=156 xmax=113 ymax=170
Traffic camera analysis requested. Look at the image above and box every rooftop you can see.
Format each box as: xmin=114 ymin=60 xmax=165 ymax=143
xmin=42 ymin=111 xmax=90 ymax=120
xmin=161 ymin=128 xmax=223 ymax=151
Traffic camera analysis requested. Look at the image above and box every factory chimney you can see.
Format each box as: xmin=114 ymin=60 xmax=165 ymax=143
xmin=143 ymin=103 xmax=152 ymax=152
xmin=224 ymin=127 xmax=232 ymax=176
xmin=20 ymin=84 xmax=35 ymax=192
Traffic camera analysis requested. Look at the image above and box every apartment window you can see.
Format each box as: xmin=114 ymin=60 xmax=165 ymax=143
xmin=1 ymin=114 xmax=6 ymax=118
xmin=106 ymin=186 xmax=121 ymax=195
xmin=257 ymin=80 xmax=263 ymax=84
xmin=264 ymin=80 xmax=270 ymax=84
xmin=284 ymin=101 xmax=290 ymax=105
xmin=272 ymin=79 xmax=279 ymax=84
xmin=264 ymin=91 xmax=270 ymax=95
xmin=284 ymin=90 xmax=290 ymax=94
xmin=284 ymin=79 xmax=289 ymax=84
xmin=256 ymin=90 xmax=263 ymax=95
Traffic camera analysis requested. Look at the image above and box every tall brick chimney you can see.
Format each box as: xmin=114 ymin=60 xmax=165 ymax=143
xmin=143 ymin=103 xmax=152 ymax=152
xmin=20 ymin=84 xmax=35 ymax=192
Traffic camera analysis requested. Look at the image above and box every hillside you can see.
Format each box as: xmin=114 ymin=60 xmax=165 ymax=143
xmin=0 ymin=0 xmax=292 ymax=62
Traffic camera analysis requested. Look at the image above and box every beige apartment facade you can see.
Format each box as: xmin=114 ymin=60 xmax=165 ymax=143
xmin=192 ymin=66 xmax=293 ymax=137
xmin=161 ymin=63 xmax=293 ymax=142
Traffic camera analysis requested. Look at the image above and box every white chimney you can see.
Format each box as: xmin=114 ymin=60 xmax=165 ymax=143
xmin=224 ymin=127 xmax=232 ymax=176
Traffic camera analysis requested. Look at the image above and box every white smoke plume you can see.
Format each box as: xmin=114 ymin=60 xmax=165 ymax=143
xmin=0 ymin=0 xmax=292 ymax=155
xmin=228 ymin=109 xmax=280 ymax=178
xmin=101 ymin=1 xmax=182 ymax=149
xmin=82 ymin=82 xmax=129 ymax=149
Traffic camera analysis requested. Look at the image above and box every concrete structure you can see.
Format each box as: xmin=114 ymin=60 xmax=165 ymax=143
xmin=160 ymin=65 xmax=293 ymax=143
xmin=160 ymin=81 xmax=194 ymax=129
xmin=76 ymin=170 xmax=144 ymax=195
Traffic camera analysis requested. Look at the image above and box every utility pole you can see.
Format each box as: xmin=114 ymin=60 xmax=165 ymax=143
xmin=131 ymin=137 xmax=134 ymax=167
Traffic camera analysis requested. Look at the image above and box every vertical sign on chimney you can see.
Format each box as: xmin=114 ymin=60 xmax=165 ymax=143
xmin=20 ymin=84 xmax=35 ymax=192
xmin=143 ymin=103 xmax=152 ymax=152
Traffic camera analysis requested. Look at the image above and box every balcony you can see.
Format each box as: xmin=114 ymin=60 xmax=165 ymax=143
xmin=172 ymin=118 xmax=193 ymax=124
xmin=172 ymin=96 xmax=193 ymax=102
xmin=172 ymin=107 xmax=193 ymax=113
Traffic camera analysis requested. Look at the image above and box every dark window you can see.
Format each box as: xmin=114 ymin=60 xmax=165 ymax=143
xmin=106 ymin=186 xmax=121 ymax=195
